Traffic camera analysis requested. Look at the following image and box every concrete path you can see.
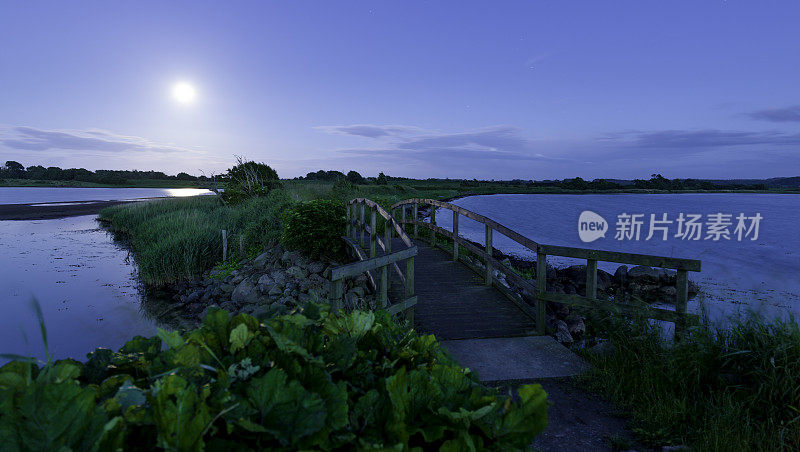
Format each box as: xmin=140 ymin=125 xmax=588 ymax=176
xmin=440 ymin=336 xmax=590 ymax=382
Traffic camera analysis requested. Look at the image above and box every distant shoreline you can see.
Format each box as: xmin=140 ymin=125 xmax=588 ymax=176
xmin=0 ymin=200 xmax=136 ymax=220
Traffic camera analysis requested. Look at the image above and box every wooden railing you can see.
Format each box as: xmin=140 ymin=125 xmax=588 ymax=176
xmin=391 ymin=198 xmax=701 ymax=336
xmin=328 ymin=198 xmax=417 ymax=324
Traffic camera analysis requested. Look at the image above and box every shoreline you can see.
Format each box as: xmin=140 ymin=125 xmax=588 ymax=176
xmin=0 ymin=200 xmax=136 ymax=220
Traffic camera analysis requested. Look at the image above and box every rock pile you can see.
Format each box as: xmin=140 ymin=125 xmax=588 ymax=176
xmin=166 ymin=245 xmax=374 ymax=324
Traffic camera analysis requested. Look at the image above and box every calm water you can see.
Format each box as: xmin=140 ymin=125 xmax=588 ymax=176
xmin=0 ymin=186 xmax=211 ymax=204
xmin=0 ymin=187 xmax=207 ymax=363
xmin=433 ymin=193 xmax=800 ymax=321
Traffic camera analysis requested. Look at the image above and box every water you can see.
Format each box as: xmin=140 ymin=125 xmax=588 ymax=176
xmin=0 ymin=216 xmax=167 ymax=363
xmin=0 ymin=187 xmax=211 ymax=205
xmin=0 ymin=187 xmax=207 ymax=363
xmin=432 ymin=193 xmax=800 ymax=321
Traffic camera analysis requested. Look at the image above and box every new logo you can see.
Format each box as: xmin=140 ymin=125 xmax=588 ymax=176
xmin=578 ymin=211 xmax=607 ymax=242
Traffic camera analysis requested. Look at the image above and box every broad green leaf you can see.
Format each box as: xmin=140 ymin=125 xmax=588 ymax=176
xmin=229 ymin=323 xmax=253 ymax=354
xmin=149 ymin=375 xmax=212 ymax=452
xmin=158 ymin=328 xmax=185 ymax=349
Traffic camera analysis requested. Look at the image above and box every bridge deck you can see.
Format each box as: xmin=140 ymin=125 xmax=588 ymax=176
xmin=366 ymin=238 xmax=535 ymax=340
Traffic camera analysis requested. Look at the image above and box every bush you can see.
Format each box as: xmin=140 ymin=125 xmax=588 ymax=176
xmin=222 ymin=159 xmax=282 ymax=204
xmin=281 ymin=199 xmax=347 ymax=259
xmin=0 ymin=306 xmax=548 ymax=450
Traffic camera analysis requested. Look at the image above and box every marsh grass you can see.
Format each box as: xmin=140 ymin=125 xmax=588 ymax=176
xmin=99 ymin=191 xmax=290 ymax=286
xmin=581 ymin=309 xmax=800 ymax=450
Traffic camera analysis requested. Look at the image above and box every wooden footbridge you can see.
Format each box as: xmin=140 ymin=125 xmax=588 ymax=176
xmin=328 ymin=198 xmax=701 ymax=364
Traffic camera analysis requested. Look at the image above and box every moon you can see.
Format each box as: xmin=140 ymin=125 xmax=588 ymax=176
xmin=172 ymin=82 xmax=197 ymax=104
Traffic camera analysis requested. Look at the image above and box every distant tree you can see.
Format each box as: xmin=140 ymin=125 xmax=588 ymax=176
xmin=4 ymin=161 xmax=25 ymax=178
xmin=376 ymin=172 xmax=388 ymax=185
xmin=176 ymin=172 xmax=196 ymax=181
xmin=560 ymin=177 xmax=588 ymax=190
xmin=26 ymin=165 xmax=47 ymax=180
xmin=346 ymin=170 xmax=365 ymax=184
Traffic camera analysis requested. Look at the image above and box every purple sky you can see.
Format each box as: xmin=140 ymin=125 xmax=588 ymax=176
xmin=1 ymin=1 xmax=799 ymax=180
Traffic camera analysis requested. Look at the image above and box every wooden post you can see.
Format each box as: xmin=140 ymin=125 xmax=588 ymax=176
xmin=430 ymin=204 xmax=436 ymax=246
xmin=221 ymin=229 xmax=228 ymax=262
xmin=405 ymin=256 xmax=415 ymax=327
xmin=379 ymin=264 xmax=388 ymax=308
xmin=360 ymin=203 xmax=365 ymax=247
xmin=485 ymin=225 xmax=493 ymax=286
xmin=452 ymin=210 xmax=459 ymax=261
xmin=329 ymin=279 xmax=343 ymax=312
xmin=239 ymin=235 xmax=244 ymax=255
xmin=401 ymin=205 xmax=407 ymax=235
xmin=413 ymin=203 xmax=419 ymax=238
xmin=586 ymin=258 xmax=598 ymax=299
xmin=370 ymin=207 xmax=377 ymax=258
xmin=346 ymin=202 xmax=351 ymax=238
xmin=675 ymin=269 xmax=689 ymax=338
xmin=536 ymin=251 xmax=547 ymax=335
xmin=384 ymin=217 xmax=392 ymax=254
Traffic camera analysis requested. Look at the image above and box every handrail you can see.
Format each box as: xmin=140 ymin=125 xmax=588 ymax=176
xmin=328 ymin=198 xmax=417 ymax=324
xmin=391 ymin=197 xmax=702 ymax=337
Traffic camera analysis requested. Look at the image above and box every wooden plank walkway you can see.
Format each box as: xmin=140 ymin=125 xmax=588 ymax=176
xmin=365 ymin=238 xmax=535 ymax=340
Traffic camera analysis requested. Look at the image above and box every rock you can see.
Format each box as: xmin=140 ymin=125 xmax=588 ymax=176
xmin=232 ymin=278 xmax=260 ymax=305
xmin=555 ymin=320 xmax=573 ymax=344
xmin=308 ymin=261 xmax=326 ymax=274
xmin=286 ymin=266 xmax=308 ymax=280
xmin=270 ymin=270 xmax=287 ymax=287
xmin=281 ymin=250 xmax=303 ymax=266
xmin=257 ymin=274 xmax=274 ymax=291
xmin=185 ymin=290 xmax=202 ymax=304
xmin=628 ymin=265 xmax=660 ymax=284
xmin=566 ymin=316 xmax=586 ymax=338
xmin=268 ymin=285 xmax=282 ymax=297
xmin=613 ymin=265 xmax=628 ymax=285
xmin=252 ymin=251 xmax=270 ymax=268
xmin=659 ymin=285 xmax=677 ymax=300
xmin=597 ymin=270 xmax=613 ymax=290
xmin=563 ymin=265 xmax=587 ymax=282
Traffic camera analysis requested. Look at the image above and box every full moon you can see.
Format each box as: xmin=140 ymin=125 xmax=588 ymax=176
xmin=172 ymin=82 xmax=197 ymax=104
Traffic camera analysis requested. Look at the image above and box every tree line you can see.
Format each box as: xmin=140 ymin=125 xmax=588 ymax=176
xmin=0 ymin=161 xmax=202 ymax=185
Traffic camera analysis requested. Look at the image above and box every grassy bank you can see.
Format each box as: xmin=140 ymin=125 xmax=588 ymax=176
xmin=99 ymin=192 xmax=290 ymax=286
xmin=580 ymin=311 xmax=800 ymax=450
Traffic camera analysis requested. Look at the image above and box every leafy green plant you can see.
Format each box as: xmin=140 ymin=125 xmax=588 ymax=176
xmin=280 ymin=199 xmax=347 ymax=259
xmin=1 ymin=305 xmax=548 ymax=450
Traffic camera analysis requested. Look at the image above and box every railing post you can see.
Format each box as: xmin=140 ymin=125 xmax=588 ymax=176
xmin=346 ymin=202 xmax=351 ymax=238
xmin=452 ymin=210 xmax=459 ymax=261
xmin=401 ymin=205 xmax=407 ymax=235
xmin=430 ymin=204 xmax=436 ymax=246
xmin=384 ymin=217 xmax=392 ymax=254
xmin=360 ymin=203 xmax=365 ymax=247
xmin=405 ymin=256 xmax=415 ymax=327
xmin=675 ymin=269 xmax=689 ymax=338
xmin=379 ymin=264 xmax=388 ymax=308
xmin=222 ymin=229 xmax=228 ymax=262
xmin=370 ymin=207 xmax=377 ymax=258
xmin=329 ymin=279 xmax=343 ymax=312
xmin=485 ymin=225 xmax=493 ymax=286
xmin=536 ymin=251 xmax=547 ymax=335
xmin=413 ymin=203 xmax=419 ymax=238
xmin=586 ymin=258 xmax=597 ymax=299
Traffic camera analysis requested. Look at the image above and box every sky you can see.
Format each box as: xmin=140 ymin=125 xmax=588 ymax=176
xmin=1 ymin=1 xmax=799 ymax=180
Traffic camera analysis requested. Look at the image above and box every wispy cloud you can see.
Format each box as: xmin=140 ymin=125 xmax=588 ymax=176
xmin=314 ymin=124 xmax=424 ymax=138
xmin=1 ymin=126 xmax=192 ymax=154
xmin=749 ymin=105 xmax=800 ymax=123
xmin=602 ymin=129 xmax=800 ymax=153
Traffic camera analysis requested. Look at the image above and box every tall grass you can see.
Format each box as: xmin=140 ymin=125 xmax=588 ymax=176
xmin=581 ymin=310 xmax=800 ymax=450
xmin=99 ymin=191 xmax=290 ymax=286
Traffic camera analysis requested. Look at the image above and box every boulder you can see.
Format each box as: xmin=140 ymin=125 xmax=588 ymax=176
xmin=185 ymin=290 xmax=202 ymax=304
xmin=308 ymin=261 xmax=326 ymax=274
xmin=628 ymin=265 xmax=661 ymax=284
xmin=270 ymin=270 xmax=287 ymax=287
xmin=252 ymin=251 xmax=271 ymax=269
xmin=566 ymin=316 xmax=586 ymax=338
xmin=597 ymin=270 xmax=613 ymax=291
xmin=563 ymin=265 xmax=587 ymax=282
xmin=555 ymin=320 xmax=573 ymax=344
xmin=286 ymin=265 xmax=308 ymax=280
xmin=232 ymin=277 xmax=260 ymax=305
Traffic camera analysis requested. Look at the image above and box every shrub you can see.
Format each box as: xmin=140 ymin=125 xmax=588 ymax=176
xmin=222 ymin=159 xmax=282 ymax=204
xmin=0 ymin=306 xmax=548 ymax=450
xmin=281 ymin=199 xmax=346 ymax=259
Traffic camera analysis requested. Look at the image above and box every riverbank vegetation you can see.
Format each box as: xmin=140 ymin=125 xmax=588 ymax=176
xmin=1 ymin=160 xmax=206 ymax=187
xmin=0 ymin=304 xmax=547 ymax=450
xmin=581 ymin=310 xmax=800 ymax=450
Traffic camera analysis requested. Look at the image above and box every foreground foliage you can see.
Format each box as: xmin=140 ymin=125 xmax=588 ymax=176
xmin=0 ymin=306 xmax=548 ymax=450
xmin=582 ymin=311 xmax=800 ymax=451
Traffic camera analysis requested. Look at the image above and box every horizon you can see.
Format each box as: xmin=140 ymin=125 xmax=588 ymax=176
xmin=2 ymin=1 xmax=799 ymax=180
